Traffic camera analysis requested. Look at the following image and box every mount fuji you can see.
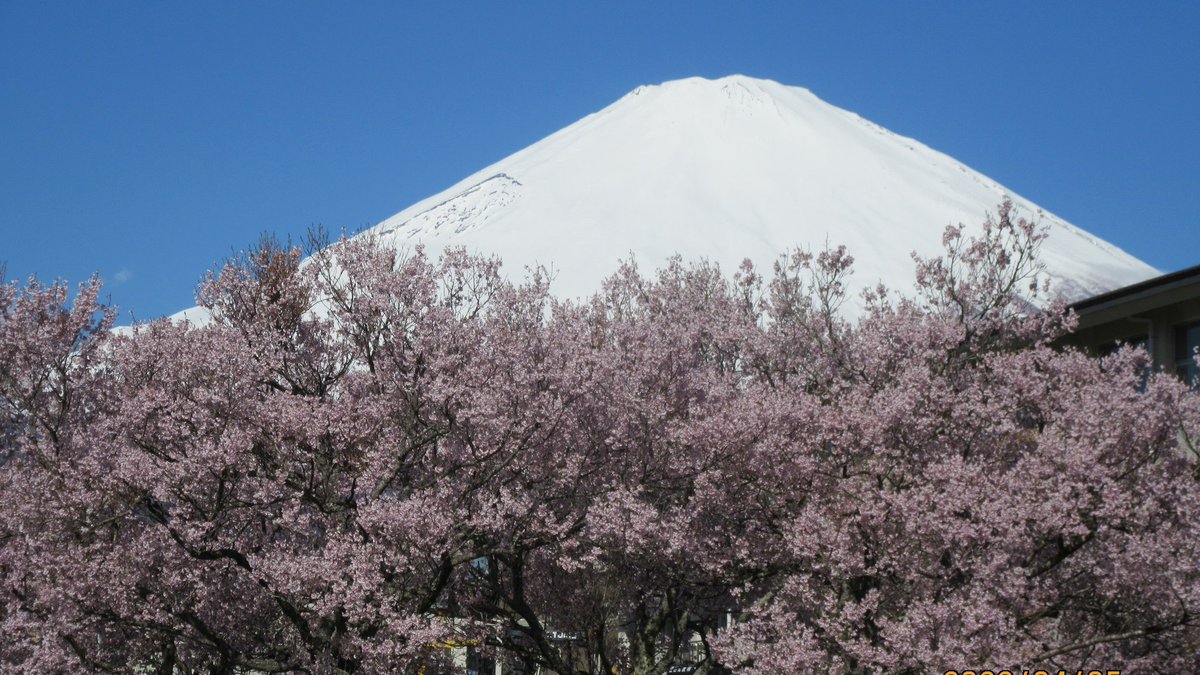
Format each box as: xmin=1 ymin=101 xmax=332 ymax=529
xmin=174 ymin=75 xmax=1156 ymax=323
xmin=368 ymin=75 xmax=1155 ymax=305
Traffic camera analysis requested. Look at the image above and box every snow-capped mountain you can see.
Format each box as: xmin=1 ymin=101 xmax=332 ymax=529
xmin=368 ymin=75 xmax=1155 ymax=306
xmin=170 ymin=75 xmax=1156 ymax=325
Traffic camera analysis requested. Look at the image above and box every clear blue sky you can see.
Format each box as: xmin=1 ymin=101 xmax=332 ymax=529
xmin=3 ymin=1 xmax=1197 ymax=320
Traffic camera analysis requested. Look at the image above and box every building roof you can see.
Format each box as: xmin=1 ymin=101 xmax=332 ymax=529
xmin=1069 ymin=263 xmax=1200 ymax=327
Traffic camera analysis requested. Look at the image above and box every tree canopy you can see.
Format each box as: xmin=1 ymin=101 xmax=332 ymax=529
xmin=2 ymin=204 xmax=1198 ymax=673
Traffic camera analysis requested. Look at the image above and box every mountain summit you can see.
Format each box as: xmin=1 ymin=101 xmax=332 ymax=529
xmin=366 ymin=75 xmax=1155 ymax=307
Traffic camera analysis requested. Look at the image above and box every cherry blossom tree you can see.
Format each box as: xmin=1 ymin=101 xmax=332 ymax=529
xmin=2 ymin=204 xmax=1198 ymax=673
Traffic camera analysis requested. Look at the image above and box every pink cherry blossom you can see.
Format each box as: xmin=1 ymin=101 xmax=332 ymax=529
xmin=3 ymin=205 xmax=1197 ymax=673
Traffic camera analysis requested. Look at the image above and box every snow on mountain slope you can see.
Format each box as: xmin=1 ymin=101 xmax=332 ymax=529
xmin=170 ymin=75 xmax=1156 ymax=325
xmin=369 ymin=75 xmax=1156 ymax=307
